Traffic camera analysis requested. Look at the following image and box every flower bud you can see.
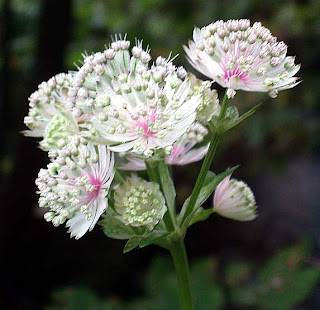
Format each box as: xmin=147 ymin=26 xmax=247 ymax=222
xmin=114 ymin=176 xmax=167 ymax=230
xmin=213 ymin=175 xmax=257 ymax=221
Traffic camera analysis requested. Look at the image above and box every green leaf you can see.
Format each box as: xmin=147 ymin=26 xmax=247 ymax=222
xmin=231 ymin=240 xmax=320 ymax=309
xmin=157 ymin=160 xmax=176 ymax=209
xmin=225 ymin=103 xmax=262 ymax=131
xmin=100 ymin=211 xmax=135 ymax=240
xmin=180 ymin=166 xmax=239 ymax=227
xmin=123 ymin=236 xmax=142 ymax=253
xmin=188 ymin=208 xmax=214 ymax=226
xmin=179 ymin=171 xmax=215 ymax=221
xmin=259 ymin=239 xmax=312 ymax=279
xmin=139 ymin=231 xmax=170 ymax=248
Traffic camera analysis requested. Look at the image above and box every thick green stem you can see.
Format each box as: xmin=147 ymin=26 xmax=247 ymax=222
xmin=169 ymin=240 xmax=194 ymax=310
xmin=180 ymin=92 xmax=228 ymax=226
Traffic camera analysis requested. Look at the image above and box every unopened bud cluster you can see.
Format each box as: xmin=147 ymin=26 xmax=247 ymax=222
xmin=114 ymin=176 xmax=167 ymax=229
xmin=188 ymin=76 xmax=220 ymax=122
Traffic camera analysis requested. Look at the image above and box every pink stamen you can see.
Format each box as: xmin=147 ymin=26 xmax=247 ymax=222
xmin=86 ymin=173 xmax=102 ymax=201
xmin=134 ymin=109 xmax=157 ymax=138
xmin=222 ymin=65 xmax=249 ymax=83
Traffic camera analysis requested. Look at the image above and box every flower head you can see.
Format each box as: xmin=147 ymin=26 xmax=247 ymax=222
xmin=118 ymin=122 xmax=209 ymax=170
xmin=213 ymin=174 xmax=257 ymax=221
xmin=36 ymin=138 xmax=115 ymax=239
xmin=113 ymin=175 xmax=167 ymax=230
xmin=184 ymin=19 xmax=300 ymax=97
xmin=23 ymin=73 xmax=80 ymax=150
xmin=68 ymin=37 xmax=202 ymax=158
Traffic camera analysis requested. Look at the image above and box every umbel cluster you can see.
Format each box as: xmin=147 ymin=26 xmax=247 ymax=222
xmin=24 ymin=19 xmax=299 ymax=242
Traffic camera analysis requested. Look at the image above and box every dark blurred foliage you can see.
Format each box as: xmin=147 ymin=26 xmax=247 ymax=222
xmin=46 ymin=240 xmax=320 ymax=310
xmin=0 ymin=0 xmax=319 ymax=309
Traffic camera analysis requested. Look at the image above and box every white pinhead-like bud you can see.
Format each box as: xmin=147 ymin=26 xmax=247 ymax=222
xmin=104 ymin=48 xmax=115 ymax=59
xmin=226 ymin=88 xmax=236 ymax=99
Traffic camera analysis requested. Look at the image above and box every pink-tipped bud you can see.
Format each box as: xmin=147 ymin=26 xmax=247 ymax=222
xmin=213 ymin=174 xmax=257 ymax=221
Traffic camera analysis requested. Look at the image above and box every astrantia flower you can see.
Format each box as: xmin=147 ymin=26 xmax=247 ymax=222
xmin=184 ymin=19 xmax=300 ymax=98
xmin=68 ymin=37 xmax=202 ymax=158
xmin=23 ymin=73 xmax=80 ymax=150
xmin=118 ymin=122 xmax=209 ymax=170
xmin=113 ymin=175 xmax=167 ymax=230
xmin=213 ymin=174 xmax=257 ymax=221
xmin=36 ymin=138 xmax=115 ymax=239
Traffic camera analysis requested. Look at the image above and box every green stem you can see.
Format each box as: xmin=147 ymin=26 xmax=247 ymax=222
xmin=169 ymin=240 xmax=194 ymax=310
xmin=181 ymin=133 xmax=221 ymax=224
xmin=180 ymin=92 xmax=228 ymax=226
xmin=114 ymin=169 xmax=125 ymax=183
xmin=145 ymin=159 xmax=176 ymax=231
xmin=218 ymin=92 xmax=229 ymax=121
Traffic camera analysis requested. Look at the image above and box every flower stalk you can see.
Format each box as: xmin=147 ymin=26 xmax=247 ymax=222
xmin=181 ymin=92 xmax=228 ymax=226
xmin=169 ymin=240 xmax=194 ymax=310
xmin=145 ymin=159 xmax=176 ymax=231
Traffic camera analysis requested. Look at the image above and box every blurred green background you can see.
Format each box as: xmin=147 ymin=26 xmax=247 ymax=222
xmin=1 ymin=0 xmax=320 ymax=309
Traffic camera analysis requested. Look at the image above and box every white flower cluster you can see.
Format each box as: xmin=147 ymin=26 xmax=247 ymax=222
xmin=184 ymin=19 xmax=300 ymax=97
xmin=25 ymin=23 xmax=300 ymax=238
xmin=36 ymin=138 xmax=114 ymax=239
xmin=25 ymin=37 xmax=218 ymax=238
xmin=68 ymin=39 xmax=205 ymax=158
xmin=24 ymin=73 xmax=80 ymax=150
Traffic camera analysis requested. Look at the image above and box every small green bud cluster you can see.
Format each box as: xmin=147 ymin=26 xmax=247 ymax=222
xmin=188 ymin=75 xmax=221 ymax=123
xmin=114 ymin=176 xmax=167 ymax=230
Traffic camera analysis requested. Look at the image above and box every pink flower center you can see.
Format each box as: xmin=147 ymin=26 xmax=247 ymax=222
xmin=223 ymin=66 xmax=249 ymax=82
xmin=86 ymin=173 xmax=102 ymax=201
xmin=134 ymin=109 xmax=157 ymax=138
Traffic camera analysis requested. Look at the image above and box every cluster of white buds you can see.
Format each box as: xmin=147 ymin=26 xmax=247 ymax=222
xmin=113 ymin=175 xmax=167 ymax=230
xmin=35 ymin=138 xmax=115 ymax=239
xmin=184 ymin=19 xmax=300 ymax=97
xmin=188 ymin=74 xmax=220 ymax=122
xmin=213 ymin=174 xmax=257 ymax=221
xmin=23 ymin=73 xmax=80 ymax=150
xmin=67 ymin=38 xmax=202 ymax=158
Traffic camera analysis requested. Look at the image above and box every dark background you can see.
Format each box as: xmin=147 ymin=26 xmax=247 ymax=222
xmin=1 ymin=0 xmax=320 ymax=309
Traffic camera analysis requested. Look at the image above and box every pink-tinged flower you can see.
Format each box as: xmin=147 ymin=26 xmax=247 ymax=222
xmin=118 ymin=123 xmax=209 ymax=170
xmin=23 ymin=73 xmax=80 ymax=150
xmin=213 ymin=174 xmax=257 ymax=221
xmin=68 ymin=38 xmax=202 ymax=158
xmin=36 ymin=138 xmax=115 ymax=239
xmin=184 ymin=19 xmax=300 ymax=98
